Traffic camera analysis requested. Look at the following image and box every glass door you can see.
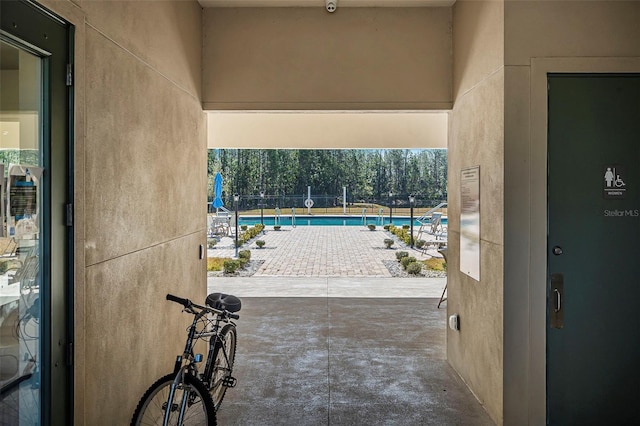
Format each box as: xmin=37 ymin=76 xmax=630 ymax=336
xmin=1 ymin=1 xmax=73 ymax=424
xmin=0 ymin=39 xmax=43 ymax=423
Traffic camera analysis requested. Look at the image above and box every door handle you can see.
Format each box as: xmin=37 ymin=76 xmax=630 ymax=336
xmin=550 ymin=273 xmax=564 ymax=329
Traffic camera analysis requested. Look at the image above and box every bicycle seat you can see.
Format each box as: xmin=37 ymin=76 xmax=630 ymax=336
xmin=206 ymin=292 xmax=242 ymax=313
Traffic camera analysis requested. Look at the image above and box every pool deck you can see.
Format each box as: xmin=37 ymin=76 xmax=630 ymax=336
xmin=207 ymin=226 xmax=447 ymax=297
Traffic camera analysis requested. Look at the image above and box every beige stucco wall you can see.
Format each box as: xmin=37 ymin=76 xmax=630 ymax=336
xmin=202 ymin=7 xmax=452 ymax=110
xmin=448 ymin=1 xmax=504 ymax=424
xmin=38 ymin=1 xmax=206 ymax=424
xmin=503 ymin=1 xmax=640 ymax=425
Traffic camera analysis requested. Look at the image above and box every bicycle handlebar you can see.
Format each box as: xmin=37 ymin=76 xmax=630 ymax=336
xmin=166 ymin=293 xmax=239 ymax=320
xmin=166 ymin=293 xmax=190 ymax=307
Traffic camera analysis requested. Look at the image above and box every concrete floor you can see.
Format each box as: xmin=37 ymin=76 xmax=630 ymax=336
xmin=215 ymin=297 xmax=494 ymax=426
xmin=209 ymin=226 xmax=492 ymax=425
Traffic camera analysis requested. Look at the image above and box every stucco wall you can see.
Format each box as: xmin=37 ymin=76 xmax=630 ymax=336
xmin=448 ymin=1 xmax=504 ymax=425
xmin=202 ymin=7 xmax=452 ymax=110
xmin=503 ymin=2 xmax=640 ymax=425
xmin=39 ymin=1 xmax=206 ymax=424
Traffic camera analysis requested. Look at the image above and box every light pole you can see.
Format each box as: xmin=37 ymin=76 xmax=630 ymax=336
xmin=409 ymin=194 xmax=415 ymax=248
xmin=234 ymin=193 xmax=240 ymax=257
xmin=260 ymin=190 xmax=265 ymax=227
xmin=388 ymin=191 xmax=393 ymax=225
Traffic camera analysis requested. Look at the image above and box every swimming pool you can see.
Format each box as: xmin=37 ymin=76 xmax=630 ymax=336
xmin=238 ymin=215 xmax=446 ymax=227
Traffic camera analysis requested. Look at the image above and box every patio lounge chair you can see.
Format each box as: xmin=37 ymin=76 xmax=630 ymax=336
xmin=208 ymin=214 xmax=231 ymax=237
xmin=416 ymin=213 xmax=447 ymax=253
xmin=437 ymin=247 xmax=448 ymax=308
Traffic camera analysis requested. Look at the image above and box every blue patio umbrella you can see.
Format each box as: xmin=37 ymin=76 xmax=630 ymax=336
xmin=212 ymin=172 xmax=224 ymax=209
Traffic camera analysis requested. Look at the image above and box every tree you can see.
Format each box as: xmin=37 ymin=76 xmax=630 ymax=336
xmin=207 ymin=148 xmax=448 ymax=208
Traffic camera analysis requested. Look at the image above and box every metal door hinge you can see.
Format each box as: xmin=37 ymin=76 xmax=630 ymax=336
xmin=66 ymin=63 xmax=73 ymax=86
xmin=66 ymin=342 xmax=73 ymax=366
xmin=65 ymin=203 xmax=73 ymax=227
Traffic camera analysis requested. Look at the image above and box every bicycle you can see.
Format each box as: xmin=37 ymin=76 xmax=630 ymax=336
xmin=131 ymin=292 xmax=241 ymax=426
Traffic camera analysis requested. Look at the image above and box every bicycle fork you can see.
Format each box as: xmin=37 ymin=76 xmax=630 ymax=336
xmin=164 ymin=312 xmax=202 ymax=424
xmin=162 ymin=364 xmax=185 ymax=426
xmin=164 ymin=355 xmax=200 ymax=426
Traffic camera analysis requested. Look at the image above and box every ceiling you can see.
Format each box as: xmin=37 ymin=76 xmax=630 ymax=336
xmin=198 ymin=1 xmax=455 ymax=7
xmin=200 ymin=0 xmax=453 ymax=150
xmin=207 ymin=111 xmax=448 ymax=149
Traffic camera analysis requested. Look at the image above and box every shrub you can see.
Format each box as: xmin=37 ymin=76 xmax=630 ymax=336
xmin=401 ymin=256 xmax=417 ymax=269
xmin=403 ymin=235 xmax=412 ymax=245
xmin=274 ymin=225 xmax=281 ymax=231
xmin=256 ymin=240 xmax=265 ymax=248
xmin=207 ymin=238 xmax=217 ymax=249
xmin=234 ymin=239 xmax=243 ymax=247
xmin=415 ymin=239 xmax=426 ymax=249
xmin=236 ymin=250 xmax=251 ymax=267
xmin=396 ymin=251 xmax=409 ymax=261
xmin=368 ymin=224 xmax=376 ymax=231
xmin=238 ymin=250 xmax=251 ymax=261
xmin=245 ymin=225 xmax=262 ymax=238
xmin=384 ymin=238 xmax=394 ymax=249
xmin=406 ymin=262 xmax=423 ymax=275
xmin=383 ymin=224 xmax=390 ymax=231
xmin=223 ymin=260 xmax=241 ymax=274
xmin=391 ymin=226 xmax=409 ymax=243
xmin=402 ymin=224 xmax=410 ymax=230
xmin=240 ymin=225 xmax=248 ymax=231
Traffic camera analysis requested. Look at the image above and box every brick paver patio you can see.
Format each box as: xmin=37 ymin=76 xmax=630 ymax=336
xmin=209 ymin=226 xmax=442 ymax=277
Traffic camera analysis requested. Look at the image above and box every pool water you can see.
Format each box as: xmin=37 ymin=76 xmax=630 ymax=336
xmin=238 ymin=215 xmax=446 ymax=228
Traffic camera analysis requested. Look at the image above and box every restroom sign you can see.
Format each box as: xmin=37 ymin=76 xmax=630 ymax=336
xmin=603 ymin=165 xmax=626 ymax=199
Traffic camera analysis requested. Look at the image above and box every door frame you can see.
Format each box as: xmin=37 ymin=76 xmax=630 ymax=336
xmin=528 ymin=57 xmax=640 ymax=424
xmin=0 ymin=1 xmax=74 ymax=424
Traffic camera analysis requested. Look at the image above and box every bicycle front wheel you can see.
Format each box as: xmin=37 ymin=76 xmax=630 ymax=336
xmin=209 ymin=323 xmax=237 ymax=409
xmin=131 ymin=373 xmax=216 ymax=426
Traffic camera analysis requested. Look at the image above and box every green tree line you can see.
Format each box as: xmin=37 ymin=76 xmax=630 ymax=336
xmin=208 ymin=149 xmax=447 ymax=208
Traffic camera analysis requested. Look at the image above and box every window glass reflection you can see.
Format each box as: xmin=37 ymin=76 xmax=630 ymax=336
xmin=0 ymin=39 xmax=42 ymax=425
